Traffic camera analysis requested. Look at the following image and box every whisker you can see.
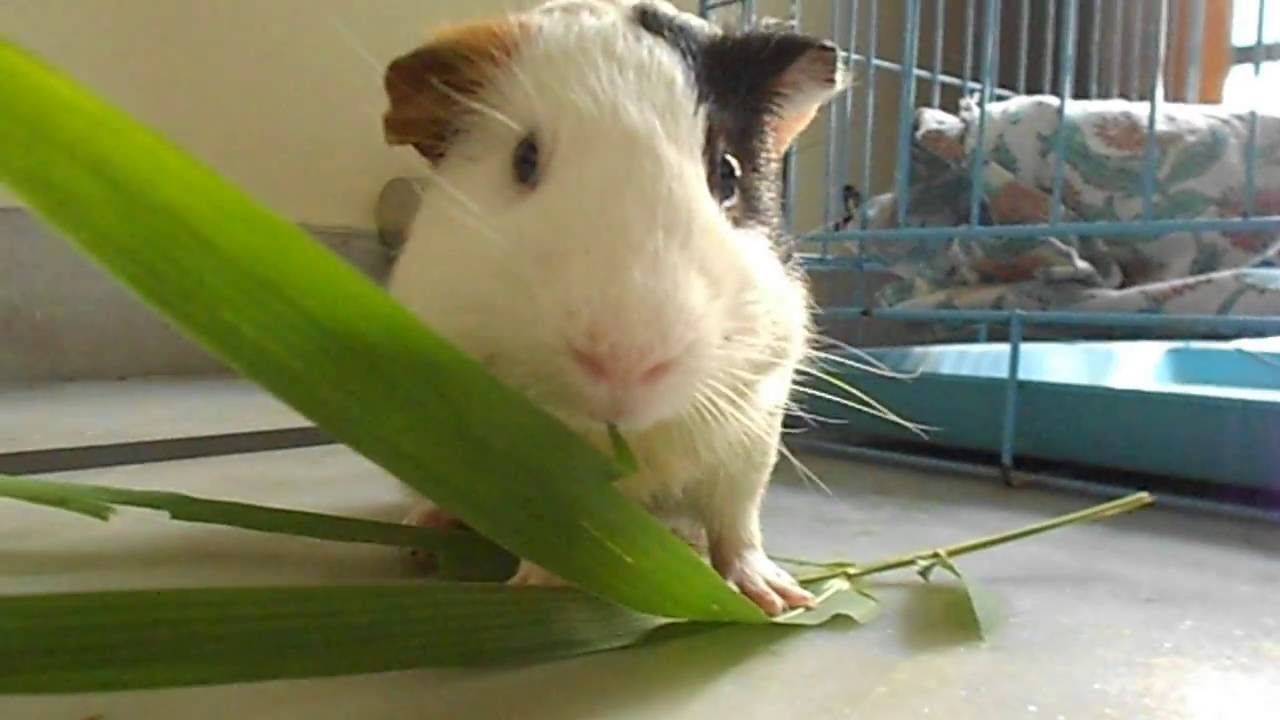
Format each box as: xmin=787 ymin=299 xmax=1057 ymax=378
xmin=326 ymin=15 xmax=507 ymax=242
xmin=796 ymin=366 xmax=904 ymax=420
xmin=694 ymin=378 xmax=833 ymax=497
xmin=429 ymin=78 xmax=525 ymax=135
xmin=394 ymin=171 xmax=503 ymax=243
xmin=778 ymin=441 xmax=833 ymax=496
xmin=700 ymin=379 xmax=772 ymax=447
xmin=811 ymin=334 xmax=893 ymax=366
xmin=327 ymin=16 xmax=385 ymax=72
xmin=805 ymin=349 xmax=922 ymax=381
xmin=704 ymin=379 xmax=831 ymax=496
xmin=791 ymin=385 xmax=935 ymax=440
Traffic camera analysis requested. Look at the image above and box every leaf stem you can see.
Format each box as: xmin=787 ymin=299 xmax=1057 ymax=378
xmin=794 ymin=491 xmax=1154 ymax=583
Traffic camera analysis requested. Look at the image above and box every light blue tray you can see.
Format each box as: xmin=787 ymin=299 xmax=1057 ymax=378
xmin=806 ymin=337 xmax=1280 ymax=491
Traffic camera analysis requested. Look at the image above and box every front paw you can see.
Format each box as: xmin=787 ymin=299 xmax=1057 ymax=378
xmin=507 ymin=560 xmax=570 ymax=588
xmin=402 ymin=501 xmax=464 ymax=572
xmin=713 ymin=547 xmax=815 ymax=616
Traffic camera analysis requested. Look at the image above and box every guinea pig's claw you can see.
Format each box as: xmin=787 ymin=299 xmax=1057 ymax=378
xmin=715 ymin=548 xmax=816 ymax=617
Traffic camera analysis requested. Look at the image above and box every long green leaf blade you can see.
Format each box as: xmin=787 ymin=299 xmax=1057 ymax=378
xmin=0 ymin=584 xmax=674 ymax=693
xmin=0 ymin=475 xmax=116 ymax=520
xmin=0 ymin=576 xmax=879 ymax=695
xmin=0 ymin=39 xmax=760 ymax=622
xmin=0 ymin=474 xmax=517 ymax=581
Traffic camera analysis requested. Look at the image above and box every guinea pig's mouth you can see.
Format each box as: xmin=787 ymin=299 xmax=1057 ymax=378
xmin=571 ymin=385 xmax=688 ymax=432
xmin=559 ymin=340 xmax=704 ymax=432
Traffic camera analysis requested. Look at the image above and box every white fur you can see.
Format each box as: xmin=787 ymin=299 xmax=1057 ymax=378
xmin=389 ymin=0 xmax=815 ymax=614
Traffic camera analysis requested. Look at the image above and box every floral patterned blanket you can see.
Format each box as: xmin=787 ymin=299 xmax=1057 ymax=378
xmin=833 ymin=95 xmax=1280 ymax=338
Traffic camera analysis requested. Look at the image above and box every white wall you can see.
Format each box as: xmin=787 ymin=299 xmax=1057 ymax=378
xmin=0 ymin=0 xmax=906 ymax=234
xmin=3 ymin=0 xmax=688 ymax=226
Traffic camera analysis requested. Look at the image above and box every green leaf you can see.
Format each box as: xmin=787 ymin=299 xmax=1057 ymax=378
xmin=607 ymin=423 xmax=639 ymax=475
xmin=0 ymin=491 xmax=1157 ymax=694
xmin=777 ymin=577 xmax=881 ymax=626
xmin=0 ymin=39 xmax=760 ymax=622
xmin=0 ymin=584 xmax=673 ymax=694
xmin=0 ymin=474 xmax=517 ymax=582
xmin=0 ymin=475 xmax=115 ymax=521
xmin=915 ymin=553 xmax=1001 ymax=640
xmin=0 ymin=573 xmax=883 ymax=695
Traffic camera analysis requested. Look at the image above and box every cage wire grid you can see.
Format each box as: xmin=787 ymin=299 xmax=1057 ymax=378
xmin=701 ymin=0 xmax=1280 ymax=517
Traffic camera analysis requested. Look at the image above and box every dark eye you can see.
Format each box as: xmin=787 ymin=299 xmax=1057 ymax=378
xmin=513 ymin=133 xmax=540 ymax=188
xmin=717 ymin=153 xmax=741 ymax=206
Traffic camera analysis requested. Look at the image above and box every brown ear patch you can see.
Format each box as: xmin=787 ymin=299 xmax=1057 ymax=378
xmin=383 ymin=18 xmax=527 ymax=164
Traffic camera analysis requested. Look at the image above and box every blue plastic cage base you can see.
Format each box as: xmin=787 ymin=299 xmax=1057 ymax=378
xmin=803 ymin=337 xmax=1280 ymax=493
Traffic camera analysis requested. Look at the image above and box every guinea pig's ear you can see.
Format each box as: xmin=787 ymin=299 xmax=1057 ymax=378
xmin=708 ymin=32 xmax=850 ymax=152
xmin=765 ymin=37 xmax=850 ymax=150
xmin=383 ymin=19 xmax=526 ymax=164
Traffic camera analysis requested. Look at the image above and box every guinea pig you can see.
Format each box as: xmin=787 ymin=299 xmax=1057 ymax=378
xmin=380 ymin=0 xmax=849 ymax=616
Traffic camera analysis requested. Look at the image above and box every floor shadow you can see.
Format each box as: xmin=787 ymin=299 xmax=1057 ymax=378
xmin=418 ymin=623 xmax=803 ymax=720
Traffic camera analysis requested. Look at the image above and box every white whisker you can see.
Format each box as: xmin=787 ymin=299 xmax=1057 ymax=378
xmin=810 ymin=336 xmax=921 ymax=380
xmin=791 ymin=385 xmax=935 ymax=439
xmin=796 ymin=366 xmax=903 ymax=419
xmin=429 ymin=79 xmax=525 ymax=135
xmin=704 ymin=379 xmax=831 ymax=495
xmin=327 ymin=16 xmax=385 ymax=72
xmin=326 ymin=16 xmax=506 ymax=246
xmin=777 ymin=440 xmax=832 ymax=496
xmin=698 ymin=380 xmax=831 ymax=495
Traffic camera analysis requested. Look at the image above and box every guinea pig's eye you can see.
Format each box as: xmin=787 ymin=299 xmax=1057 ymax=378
xmin=513 ymin=133 xmax=540 ymax=189
xmin=717 ymin=153 xmax=741 ymax=207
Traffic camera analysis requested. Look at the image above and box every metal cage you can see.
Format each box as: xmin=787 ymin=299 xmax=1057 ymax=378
xmin=702 ymin=0 xmax=1280 ymax=518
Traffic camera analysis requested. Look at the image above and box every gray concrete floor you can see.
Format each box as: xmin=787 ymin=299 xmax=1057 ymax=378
xmin=1 ymin=381 xmax=1278 ymax=719
xmin=0 ymin=377 xmax=305 ymax=452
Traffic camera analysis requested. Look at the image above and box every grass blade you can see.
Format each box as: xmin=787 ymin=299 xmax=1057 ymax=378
xmin=0 ymin=573 xmax=882 ymax=695
xmin=0 ymin=584 xmax=672 ymax=694
xmin=0 ymin=39 xmax=760 ymax=622
xmin=0 ymin=475 xmax=115 ymax=521
xmin=0 ymin=474 xmax=517 ymax=581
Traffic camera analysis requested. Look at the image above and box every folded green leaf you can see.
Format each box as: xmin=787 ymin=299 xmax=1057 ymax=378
xmin=915 ymin=553 xmax=1001 ymax=640
xmin=0 ymin=39 xmax=760 ymax=622
xmin=775 ymin=577 xmax=880 ymax=626
xmin=0 ymin=474 xmax=517 ymax=581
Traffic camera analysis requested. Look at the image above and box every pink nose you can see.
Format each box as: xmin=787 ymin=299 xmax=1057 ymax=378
xmin=571 ymin=346 xmax=676 ymax=386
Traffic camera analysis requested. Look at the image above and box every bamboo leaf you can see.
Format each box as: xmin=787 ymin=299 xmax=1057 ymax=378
xmin=776 ymin=577 xmax=881 ymax=626
xmin=0 ymin=475 xmax=115 ymax=521
xmin=0 ymin=584 xmax=672 ymax=694
xmin=0 ymin=39 xmax=761 ymax=622
xmin=0 ymin=491 xmax=1156 ymax=693
xmin=607 ymin=423 xmax=639 ymax=475
xmin=0 ymin=576 xmax=882 ymax=695
xmin=0 ymin=474 xmax=517 ymax=581
xmin=914 ymin=553 xmax=1001 ymax=640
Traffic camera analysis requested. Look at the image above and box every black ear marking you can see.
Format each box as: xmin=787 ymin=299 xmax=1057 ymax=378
xmin=630 ymin=3 xmax=849 ymax=240
xmin=701 ymin=32 xmax=849 ymax=148
xmin=633 ymin=2 xmax=710 ymax=74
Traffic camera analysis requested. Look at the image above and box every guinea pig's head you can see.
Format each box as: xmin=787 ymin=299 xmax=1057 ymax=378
xmin=383 ymin=0 xmax=847 ymax=432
